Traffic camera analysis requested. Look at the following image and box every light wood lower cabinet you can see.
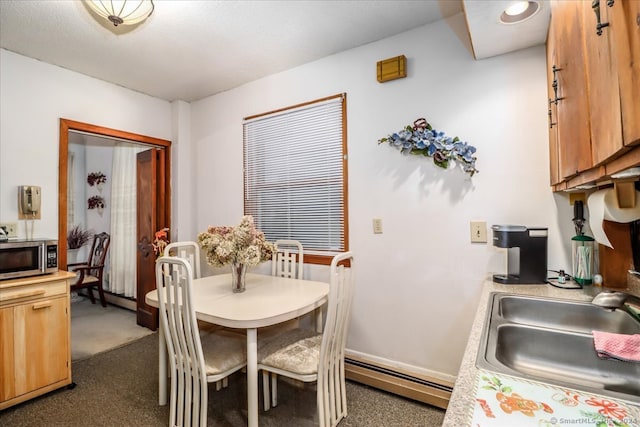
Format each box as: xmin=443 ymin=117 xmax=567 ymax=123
xmin=0 ymin=273 xmax=73 ymax=410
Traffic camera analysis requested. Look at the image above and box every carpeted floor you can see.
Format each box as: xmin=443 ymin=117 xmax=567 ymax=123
xmin=0 ymin=332 xmax=446 ymax=426
xmin=70 ymin=296 xmax=154 ymax=361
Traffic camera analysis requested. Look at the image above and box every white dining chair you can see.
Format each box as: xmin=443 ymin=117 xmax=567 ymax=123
xmin=271 ymin=239 xmax=304 ymax=279
xmin=258 ymin=252 xmax=355 ymax=427
xmin=163 ymin=241 xmax=229 ymax=389
xmin=262 ymin=239 xmax=306 ymax=388
xmin=156 ymin=256 xmax=247 ymax=427
xmin=164 ymin=241 xmax=201 ymax=279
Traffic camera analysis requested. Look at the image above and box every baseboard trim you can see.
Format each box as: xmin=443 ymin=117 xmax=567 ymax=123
xmin=103 ymin=292 xmax=136 ymax=311
xmin=345 ymin=355 xmax=452 ymax=409
xmin=75 ymin=290 xmax=136 ymax=311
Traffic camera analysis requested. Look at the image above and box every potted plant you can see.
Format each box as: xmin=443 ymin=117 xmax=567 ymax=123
xmin=87 ymin=172 xmax=107 ymax=187
xmin=88 ymin=195 xmax=106 ymax=216
xmin=67 ymin=225 xmax=93 ymax=250
xmin=67 ymin=225 xmax=93 ymax=264
xmin=87 ymin=172 xmax=107 ymax=192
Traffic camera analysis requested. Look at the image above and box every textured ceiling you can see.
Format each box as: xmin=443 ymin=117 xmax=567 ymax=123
xmin=0 ymin=1 xmax=549 ymax=102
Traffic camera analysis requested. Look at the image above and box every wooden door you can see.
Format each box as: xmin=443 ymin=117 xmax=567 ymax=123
xmin=136 ymin=148 xmax=167 ymax=330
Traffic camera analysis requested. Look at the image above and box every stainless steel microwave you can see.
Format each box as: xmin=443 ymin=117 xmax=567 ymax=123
xmin=0 ymin=239 xmax=58 ymax=280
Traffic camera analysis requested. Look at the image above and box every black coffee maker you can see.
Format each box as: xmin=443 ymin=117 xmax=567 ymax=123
xmin=492 ymin=225 xmax=548 ymax=284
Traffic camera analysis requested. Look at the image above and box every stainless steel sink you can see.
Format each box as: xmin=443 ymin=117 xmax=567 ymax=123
xmin=498 ymin=294 xmax=640 ymax=334
xmin=477 ymin=292 xmax=640 ymax=404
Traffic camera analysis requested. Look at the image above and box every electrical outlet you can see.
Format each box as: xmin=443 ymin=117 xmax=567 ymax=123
xmin=470 ymin=221 xmax=487 ymax=243
xmin=0 ymin=222 xmax=18 ymax=238
xmin=373 ymin=218 xmax=383 ymax=234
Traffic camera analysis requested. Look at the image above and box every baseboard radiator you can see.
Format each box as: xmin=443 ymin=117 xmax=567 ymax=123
xmin=344 ymin=355 xmax=453 ymax=409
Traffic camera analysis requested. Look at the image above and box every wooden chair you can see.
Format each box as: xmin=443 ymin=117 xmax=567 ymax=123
xmin=258 ymin=252 xmax=355 ymax=426
xmin=69 ymin=232 xmax=110 ymax=307
xmin=156 ymin=256 xmax=247 ymax=427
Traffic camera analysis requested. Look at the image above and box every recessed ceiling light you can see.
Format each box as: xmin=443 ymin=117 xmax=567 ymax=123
xmin=505 ymin=1 xmax=529 ymax=16
xmin=500 ymin=1 xmax=540 ymax=24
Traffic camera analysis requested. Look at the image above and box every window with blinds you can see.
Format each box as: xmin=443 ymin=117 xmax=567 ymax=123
xmin=243 ymin=94 xmax=348 ymax=261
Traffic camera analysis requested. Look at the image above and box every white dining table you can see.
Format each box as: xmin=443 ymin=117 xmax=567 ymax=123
xmin=145 ymin=272 xmax=329 ymax=427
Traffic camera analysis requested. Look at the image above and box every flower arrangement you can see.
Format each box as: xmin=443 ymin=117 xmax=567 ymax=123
xmin=87 ymin=172 xmax=107 ymax=186
xmin=198 ymin=215 xmax=276 ymax=267
xmin=378 ymin=118 xmax=478 ymax=177
xmin=87 ymin=195 xmax=105 ymax=209
xmin=67 ymin=225 xmax=93 ymax=250
xmin=152 ymin=228 xmax=170 ymax=258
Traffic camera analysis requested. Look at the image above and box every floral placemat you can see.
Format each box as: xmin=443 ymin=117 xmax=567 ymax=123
xmin=470 ymin=370 xmax=640 ymax=426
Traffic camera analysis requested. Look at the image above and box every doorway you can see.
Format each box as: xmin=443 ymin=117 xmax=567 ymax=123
xmin=59 ymin=118 xmax=171 ymax=330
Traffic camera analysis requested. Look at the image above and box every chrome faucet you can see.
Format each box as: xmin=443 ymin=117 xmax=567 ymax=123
xmin=592 ymin=291 xmax=640 ymax=312
xmin=592 ymin=291 xmax=629 ymax=309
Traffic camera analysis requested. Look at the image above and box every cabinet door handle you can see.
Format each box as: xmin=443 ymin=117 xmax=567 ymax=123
xmin=548 ymin=105 xmax=557 ymax=129
xmin=0 ymin=288 xmax=46 ymax=302
xmin=592 ymin=0 xmax=610 ymax=36
xmin=32 ymin=301 xmax=52 ymax=310
xmin=550 ymin=66 xmax=564 ymax=104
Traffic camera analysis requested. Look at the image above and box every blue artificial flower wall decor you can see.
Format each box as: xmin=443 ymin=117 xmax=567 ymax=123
xmin=378 ymin=118 xmax=478 ymax=177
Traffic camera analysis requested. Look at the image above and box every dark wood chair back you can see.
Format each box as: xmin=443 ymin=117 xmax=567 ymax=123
xmin=87 ymin=232 xmax=110 ymax=278
xmin=69 ymin=232 xmax=111 ymax=307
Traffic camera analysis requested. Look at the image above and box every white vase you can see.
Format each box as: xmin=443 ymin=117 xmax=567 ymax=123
xmin=68 ymin=248 xmax=79 ymax=264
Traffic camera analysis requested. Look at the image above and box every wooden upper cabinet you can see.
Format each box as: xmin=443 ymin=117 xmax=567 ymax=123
xmin=551 ymin=0 xmax=593 ymax=180
xmin=581 ymin=0 xmax=639 ymax=166
xmin=547 ymin=23 xmax=561 ymax=186
xmin=611 ymin=0 xmax=640 ymax=146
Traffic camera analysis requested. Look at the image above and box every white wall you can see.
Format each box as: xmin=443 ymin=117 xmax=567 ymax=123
xmin=191 ymin=15 xmax=575 ymax=379
xmin=171 ymin=100 xmax=196 ymax=241
xmin=0 ymin=48 xmax=172 ymax=239
xmin=85 ymin=145 xmax=113 ymax=236
xmin=1 ymin=13 xmax=577 ymax=381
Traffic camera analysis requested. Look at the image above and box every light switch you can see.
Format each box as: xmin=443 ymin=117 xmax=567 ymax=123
xmin=373 ymin=218 xmax=383 ymax=234
xmin=470 ymin=221 xmax=487 ymax=243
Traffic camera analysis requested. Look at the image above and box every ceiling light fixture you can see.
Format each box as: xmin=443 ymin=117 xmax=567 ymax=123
xmin=500 ymin=1 xmax=540 ymax=24
xmin=85 ymin=0 xmax=154 ymax=27
xmin=505 ymin=1 xmax=529 ymax=16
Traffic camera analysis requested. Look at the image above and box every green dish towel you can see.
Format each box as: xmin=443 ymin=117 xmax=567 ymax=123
xmin=625 ymin=303 xmax=640 ymax=322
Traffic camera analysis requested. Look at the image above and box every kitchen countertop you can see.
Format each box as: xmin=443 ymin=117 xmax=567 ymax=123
xmin=442 ymin=279 xmax=640 ymax=426
xmin=0 ymin=270 xmax=76 ymax=290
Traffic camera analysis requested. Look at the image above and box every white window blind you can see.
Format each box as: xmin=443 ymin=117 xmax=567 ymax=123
xmin=243 ymin=95 xmax=346 ymax=253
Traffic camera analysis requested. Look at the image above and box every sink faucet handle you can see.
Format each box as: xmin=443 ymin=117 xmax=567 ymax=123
xmin=592 ymin=291 xmax=628 ymax=309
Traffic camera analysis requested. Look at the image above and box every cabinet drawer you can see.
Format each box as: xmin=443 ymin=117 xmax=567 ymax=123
xmin=0 ymin=280 xmax=67 ymax=307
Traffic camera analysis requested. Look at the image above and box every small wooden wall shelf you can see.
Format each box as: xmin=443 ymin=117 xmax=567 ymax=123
xmin=377 ymin=55 xmax=407 ymax=83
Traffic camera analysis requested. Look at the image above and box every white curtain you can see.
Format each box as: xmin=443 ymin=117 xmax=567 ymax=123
xmin=108 ymin=144 xmax=142 ymax=298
